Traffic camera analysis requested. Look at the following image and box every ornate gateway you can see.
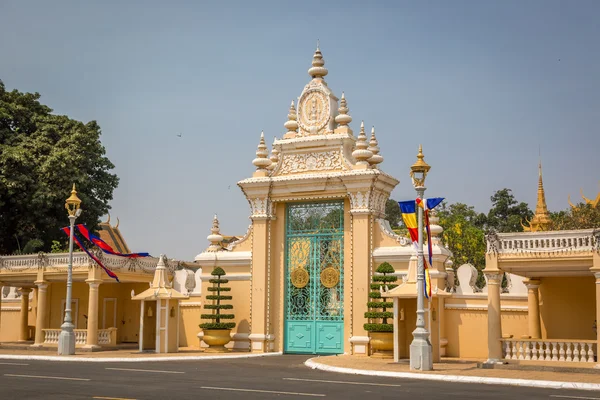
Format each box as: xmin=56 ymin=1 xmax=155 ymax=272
xmin=284 ymin=201 xmax=344 ymax=354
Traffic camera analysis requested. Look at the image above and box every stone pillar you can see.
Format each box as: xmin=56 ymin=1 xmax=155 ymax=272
xmin=32 ymin=281 xmax=49 ymax=346
xmin=249 ymin=217 xmax=270 ymax=353
xmin=524 ymin=278 xmax=541 ymax=339
xmin=18 ymin=288 xmax=32 ymax=342
xmin=0 ymin=283 xmax=3 ymax=340
xmin=85 ymin=280 xmax=102 ymax=349
xmin=593 ymin=269 xmax=600 ymax=368
xmin=484 ymin=270 xmax=503 ymax=362
xmin=349 ymin=212 xmax=372 ymax=355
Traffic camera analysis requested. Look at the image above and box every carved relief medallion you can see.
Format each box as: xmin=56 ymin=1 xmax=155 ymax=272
xmin=291 ymin=267 xmax=310 ymax=288
xmin=320 ymin=266 xmax=339 ymax=288
xmin=298 ymin=89 xmax=330 ymax=134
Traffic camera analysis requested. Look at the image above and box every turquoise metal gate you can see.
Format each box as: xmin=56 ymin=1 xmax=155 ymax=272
xmin=284 ymin=201 xmax=344 ymax=354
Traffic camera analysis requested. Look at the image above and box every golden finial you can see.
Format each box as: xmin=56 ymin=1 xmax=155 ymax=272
xmin=523 ymin=161 xmax=552 ymax=232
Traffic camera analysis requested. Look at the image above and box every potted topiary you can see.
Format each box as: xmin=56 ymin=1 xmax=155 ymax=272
xmin=200 ymin=267 xmax=236 ymax=352
xmin=364 ymin=262 xmax=398 ymax=358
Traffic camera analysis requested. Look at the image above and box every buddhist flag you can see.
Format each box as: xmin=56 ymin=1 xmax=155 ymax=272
xmin=398 ymin=200 xmax=418 ymax=243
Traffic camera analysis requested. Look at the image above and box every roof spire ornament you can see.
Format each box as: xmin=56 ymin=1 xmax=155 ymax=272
xmin=207 ymin=214 xmax=224 ymax=252
xmin=367 ymin=126 xmax=383 ymax=168
xmin=308 ymin=43 xmax=328 ymax=79
xmin=252 ymin=131 xmax=272 ymax=176
xmin=283 ymin=100 xmax=299 ymax=139
xmin=352 ymin=121 xmax=373 ymax=169
xmin=522 ymin=160 xmax=553 ymax=232
xmin=334 ymin=92 xmax=353 ymax=133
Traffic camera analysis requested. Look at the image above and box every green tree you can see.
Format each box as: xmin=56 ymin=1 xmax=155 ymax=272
xmin=551 ymin=203 xmax=600 ymax=230
xmin=385 ymin=199 xmax=402 ymax=229
xmin=0 ymin=80 xmax=119 ymax=255
xmin=485 ymin=189 xmax=533 ymax=233
xmin=437 ymin=202 xmax=487 ymax=287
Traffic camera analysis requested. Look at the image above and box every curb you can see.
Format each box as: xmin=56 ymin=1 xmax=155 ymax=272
xmin=305 ymin=358 xmax=600 ymax=392
xmin=0 ymin=351 xmax=283 ymax=363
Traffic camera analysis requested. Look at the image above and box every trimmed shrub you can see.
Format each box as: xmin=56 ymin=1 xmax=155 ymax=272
xmin=199 ymin=267 xmax=236 ymax=330
xmin=363 ymin=262 xmax=398 ymax=333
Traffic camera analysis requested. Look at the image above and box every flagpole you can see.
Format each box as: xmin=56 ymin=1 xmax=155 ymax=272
xmin=409 ymin=145 xmax=433 ymax=371
xmin=59 ymin=184 xmax=82 ymax=356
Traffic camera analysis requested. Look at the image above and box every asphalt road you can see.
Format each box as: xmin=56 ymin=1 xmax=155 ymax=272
xmin=0 ymin=355 xmax=597 ymax=400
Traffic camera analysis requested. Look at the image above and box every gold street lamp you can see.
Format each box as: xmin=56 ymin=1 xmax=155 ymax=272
xmin=58 ymin=184 xmax=82 ymax=355
xmin=409 ymin=145 xmax=433 ymax=371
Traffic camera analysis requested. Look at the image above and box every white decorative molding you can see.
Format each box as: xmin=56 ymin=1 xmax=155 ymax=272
xmin=194 ymin=251 xmax=251 ymax=267
xmin=279 ymin=151 xmax=343 ymax=175
xmin=180 ymin=302 xmax=202 ymax=308
xmin=226 ymin=224 xmax=253 ymax=251
xmin=348 ymin=191 xmax=370 ymax=213
xmin=377 ymin=219 xmax=411 ymax=246
xmin=455 ymin=264 xmax=480 ymax=294
xmin=491 ymin=229 xmax=596 ymax=255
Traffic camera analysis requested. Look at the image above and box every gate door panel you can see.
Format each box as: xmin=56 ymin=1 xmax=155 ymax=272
xmin=284 ymin=201 xmax=344 ymax=355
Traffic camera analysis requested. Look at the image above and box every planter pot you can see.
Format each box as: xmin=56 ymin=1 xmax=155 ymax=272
xmin=203 ymin=329 xmax=232 ymax=353
xmin=369 ymin=331 xmax=393 ymax=359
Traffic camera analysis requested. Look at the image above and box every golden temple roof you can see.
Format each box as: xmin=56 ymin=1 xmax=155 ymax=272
xmin=98 ymin=214 xmax=131 ymax=254
xmin=569 ymin=183 xmax=600 ymax=209
xmin=522 ymin=161 xmax=553 ymax=232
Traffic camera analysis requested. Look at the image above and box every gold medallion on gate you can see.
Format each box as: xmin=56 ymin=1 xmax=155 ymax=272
xmin=320 ymin=266 xmax=339 ymax=288
xmin=291 ymin=266 xmax=309 ymax=288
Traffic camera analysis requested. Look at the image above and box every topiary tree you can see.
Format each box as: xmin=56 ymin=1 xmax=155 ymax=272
xmin=364 ymin=262 xmax=398 ymax=332
xmin=200 ymin=267 xmax=236 ymax=330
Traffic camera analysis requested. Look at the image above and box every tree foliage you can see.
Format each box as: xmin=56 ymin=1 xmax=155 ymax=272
xmin=385 ymin=199 xmax=402 ymax=229
xmin=0 ymin=80 xmax=119 ymax=255
xmin=551 ymin=203 xmax=600 ymax=230
xmin=485 ymin=188 xmax=533 ymax=233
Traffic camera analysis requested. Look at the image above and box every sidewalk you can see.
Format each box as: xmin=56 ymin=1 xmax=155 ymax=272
xmin=0 ymin=346 xmax=282 ymax=362
xmin=306 ymin=355 xmax=600 ymax=391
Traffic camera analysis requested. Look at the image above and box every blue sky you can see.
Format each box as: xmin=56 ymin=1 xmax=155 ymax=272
xmin=1 ymin=0 xmax=599 ymax=259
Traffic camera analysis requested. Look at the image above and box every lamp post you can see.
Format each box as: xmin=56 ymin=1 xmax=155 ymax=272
xmin=409 ymin=145 xmax=433 ymax=371
xmin=58 ymin=184 xmax=82 ymax=355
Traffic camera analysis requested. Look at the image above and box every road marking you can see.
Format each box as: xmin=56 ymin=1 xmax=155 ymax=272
xmin=105 ymin=367 xmax=184 ymax=374
xmin=4 ymin=373 xmax=90 ymax=381
xmin=93 ymin=397 xmax=137 ymax=400
xmin=283 ymin=377 xmax=402 ymax=387
xmin=550 ymin=396 xmax=600 ymax=400
xmin=0 ymin=362 xmax=29 ymax=366
xmin=201 ymin=386 xmax=325 ymax=397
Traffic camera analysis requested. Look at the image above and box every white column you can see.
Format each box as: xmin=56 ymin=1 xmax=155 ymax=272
xmin=18 ymin=288 xmax=32 ymax=342
xmin=33 ymin=281 xmax=49 ymax=346
xmin=85 ymin=280 xmax=101 ymax=349
xmin=524 ymin=278 xmax=541 ymax=339
xmin=393 ymin=298 xmax=399 ymax=362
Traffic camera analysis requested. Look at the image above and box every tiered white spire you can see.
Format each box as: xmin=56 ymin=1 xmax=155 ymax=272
xmin=428 ymin=209 xmax=443 ymax=246
xmin=308 ymin=43 xmax=328 ymax=79
xmin=206 ymin=214 xmax=224 ymax=252
xmin=352 ymin=121 xmax=373 ymax=168
xmin=252 ymin=131 xmax=272 ymax=174
xmin=268 ymin=143 xmax=280 ymax=171
xmin=335 ymin=92 xmax=352 ymax=127
xmin=283 ymin=100 xmax=299 ymax=139
xmin=367 ymin=126 xmax=383 ymax=168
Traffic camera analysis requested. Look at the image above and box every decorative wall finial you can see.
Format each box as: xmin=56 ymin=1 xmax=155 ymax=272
xmin=252 ymin=131 xmax=272 ymax=173
xmin=334 ymin=92 xmax=352 ymax=127
xmin=352 ymin=121 xmax=373 ymax=168
xmin=283 ymin=100 xmax=299 ymax=138
xmin=523 ymin=160 xmax=552 ymax=232
xmin=206 ymin=214 xmax=224 ymax=252
xmin=367 ymin=126 xmax=383 ymax=168
xmin=268 ymin=142 xmax=280 ymax=171
xmin=308 ymin=44 xmax=328 ymax=79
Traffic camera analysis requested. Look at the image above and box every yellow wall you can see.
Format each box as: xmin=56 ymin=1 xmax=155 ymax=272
xmin=540 ymin=276 xmax=596 ymax=340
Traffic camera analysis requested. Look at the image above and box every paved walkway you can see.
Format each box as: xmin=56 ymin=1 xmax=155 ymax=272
xmin=307 ymin=355 xmax=600 ymax=390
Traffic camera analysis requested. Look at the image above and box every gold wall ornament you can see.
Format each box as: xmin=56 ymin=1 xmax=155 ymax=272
xmin=320 ymin=266 xmax=339 ymax=288
xmin=291 ymin=267 xmax=310 ymax=288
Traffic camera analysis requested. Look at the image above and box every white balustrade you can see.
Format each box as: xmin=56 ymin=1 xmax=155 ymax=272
xmin=43 ymin=328 xmax=117 ymax=347
xmin=495 ymin=229 xmax=595 ymax=254
xmin=501 ymin=339 xmax=596 ymax=363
